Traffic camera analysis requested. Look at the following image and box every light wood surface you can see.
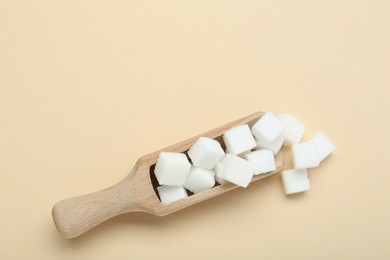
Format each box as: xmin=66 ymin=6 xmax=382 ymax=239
xmin=52 ymin=111 xmax=283 ymax=238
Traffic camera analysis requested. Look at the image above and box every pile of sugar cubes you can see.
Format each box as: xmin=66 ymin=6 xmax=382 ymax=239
xmin=154 ymin=112 xmax=335 ymax=204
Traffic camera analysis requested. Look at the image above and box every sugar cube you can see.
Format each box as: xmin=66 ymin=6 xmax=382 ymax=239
xmin=183 ymin=166 xmax=215 ymax=193
xmin=281 ymin=169 xmax=310 ymax=195
xmin=215 ymin=154 xmax=254 ymax=188
xmin=244 ymin=149 xmax=276 ymax=175
xmin=215 ymin=175 xmax=228 ymax=185
xmin=214 ymin=161 xmax=228 ymax=184
xmin=255 ymin=134 xmax=284 ymax=155
xmin=223 ymin=124 xmax=256 ymax=155
xmin=154 ymin=152 xmax=191 ymax=186
xmin=251 ymin=112 xmax=285 ymax=143
xmin=291 ymin=142 xmax=320 ymax=169
xmin=157 ymin=185 xmax=188 ymax=205
xmin=277 ymin=114 xmax=305 ymax=146
xmin=188 ymin=137 xmax=225 ymax=170
xmin=308 ymin=132 xmax=335 ymax=162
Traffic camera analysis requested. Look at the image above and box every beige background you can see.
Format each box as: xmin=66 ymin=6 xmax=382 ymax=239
xmin=1 ymin=0 xmax=389 ymax=259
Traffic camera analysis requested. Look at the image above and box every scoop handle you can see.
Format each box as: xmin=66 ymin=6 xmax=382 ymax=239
xmin=52 ymin=179 xmax=140 ymax=238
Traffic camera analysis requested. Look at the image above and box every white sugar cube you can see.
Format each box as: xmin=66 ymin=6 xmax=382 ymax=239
xmin=215 ymin=175 xmax=228 ymax=185
xmin=215 ymin=154 xmax=254 ymax=188
xmin=223 ymin=124 xmax=256 ymax=155
xmin=154 ymin=152 xmax=191 ymax=186
xmin=277 ymin=114 xmax=305 ymax=146
xmin=244 ymin=149 xmax=276 ymax=175
xmin=251 ymin=112 xmax=285 ymax=143
xmin=308 ymin=132 xmax=335 ymax=162
xmin=184 ymin=166 xmax=215 ymax=193
xmin=291 ymin=142 xmax=320 ymax=169
xmin=255 ymin=134 xmax=284 ymax=155
xmin=157 ymin=185 xmax=188 ymax=205
xmin=188 ymin=137 xmax=225 ymax=170
xmin=214 ymin=162 xmax=228 ymax=184
xmin=281 ymin=169 xmax=310 ymax=195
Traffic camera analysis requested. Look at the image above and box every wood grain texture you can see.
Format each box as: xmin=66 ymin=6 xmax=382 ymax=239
xmin=52 ymin=111 xmax=284 ymax=238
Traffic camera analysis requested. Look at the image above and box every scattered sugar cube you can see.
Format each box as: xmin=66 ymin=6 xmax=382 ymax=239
xmin=255 ymin=134 xmax=284 ymax=155
xmin=223 ymin=124 xmax=256 ymax=155
xmin=281 ymin=169 xmax=310 ymax=195
xmin=308 ymin=132 xmax=335 ymax=162
xmin=215 ymin=154 xmax=254 ymax=188
xmin=277 ymin=114 xmax=305 ymax=146
xmin=251 ymin=112 xmax=285 ymax=143
xmin=154 ymin=152 xmax=191 ymax=186
xmin=157 ymin=185 xmax=188 ymax=205
xmin=291 ymin=142 xmax=320 ymax=169
xmin=184 ymin=166 xmax=215 ymax=193
xmin=188 ymin=137 xmax=225 ymax=170
xmin=244 ymin=149 xmax=276 ymax=175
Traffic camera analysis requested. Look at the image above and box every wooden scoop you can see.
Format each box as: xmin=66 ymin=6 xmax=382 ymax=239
xmin=52 ymin=111 xmax=284 ymax=238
